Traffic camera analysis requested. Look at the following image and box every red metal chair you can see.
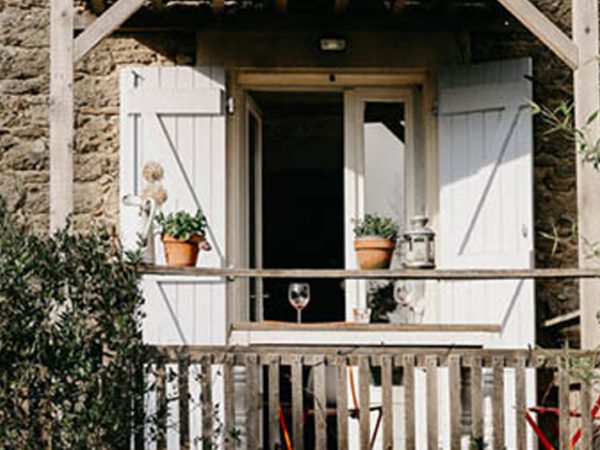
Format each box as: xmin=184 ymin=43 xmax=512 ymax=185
xmin=525 ymin=394 xmax=600 ymax=449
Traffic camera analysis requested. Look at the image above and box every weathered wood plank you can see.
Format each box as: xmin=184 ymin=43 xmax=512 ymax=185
xmin=381 ymin=355 xmax=394 ymax=450
xmin=74 ymin=0 xmax=145 ymax=61
xmin=402 ymin=354 xmax=416 ymax=450
xmin=336 ymin=356 xmax=349 ymax=450
xmin=223 ymin=355 xmax=236 ymax=450
xmin=573 ymin=0 xmax=600 ymax=350
xmin=449 ymin=355 xmax=461 ymax=450
xmin=558 ymin=358 xmax=570 ymax=450
xmin=179 ymin=355 xmax=190 ymax=450
xmin=268 ymin=356 xmax=281 ymax=450
xmin=49 ymin=0 xmax=74 ymax=232
xmin=580 ymin=380 xmax=593 ymax=449
xmin=492 ymin=357 xmax=505 ymax=450
xmin=470 ymin=356 xmax=483 ymax=441
xmin=514 ymin=357 xmax=527 ymax=450
xmin=291 ymin=355 xmax=305 ymax=450
xmin=313 ymin=356 xmax=327 ymax=450
xmin=358 ymin=356 xmax=371 ymax=450
xmin=245 ymin=354 xmax=260 ymax=450
xmin=425 ymin=355 xmax=438 ymax=450
xmin=496 ymin=0 xmax=578 ymax=69
xmin=156 ymin=363 xmax=167 ymax=450
xmin=231 ymin=322 xmax=500 ymax=333
xmin=152 ymin=345 xmax=600 ymax=366
xmin=201 ymin=356 xmax=213 ymax=447
xmin=140 ymin=265 xmax=600 ymax=280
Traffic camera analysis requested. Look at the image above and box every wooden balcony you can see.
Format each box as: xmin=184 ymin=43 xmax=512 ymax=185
xmin=142 ymin=345 xmax=598 ymax=450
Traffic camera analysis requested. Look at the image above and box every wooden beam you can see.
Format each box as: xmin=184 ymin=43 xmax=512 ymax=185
xmin=334 ymin=0 xmax=349 ymax=14
xmin=496 ymin=0 xmax=578 ymax=69
xmin=275 ymin=0 xmax=287 ymax=14
xmin=573 ymin=0 xmax=600 ymax=349
xmin=139 ymin=265 xmax=600 ymax=280
xmin=392 ymin=0 xmax=406 ymax=14
xmin=49 ymin=0 xmax=74 ymax=232
xmin=542 ymin=310 xmax=580 ymax=330
xmin=74 ymin=0 xmax=145 ymax=61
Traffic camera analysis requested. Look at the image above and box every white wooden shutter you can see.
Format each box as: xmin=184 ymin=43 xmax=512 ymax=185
xmin=437 ymin=59 xmax=535 ymax=449
xmin=119 ymin=66 xmax=227 ymax=347
xmin=438 ymin=58 xmax=534 ymax=348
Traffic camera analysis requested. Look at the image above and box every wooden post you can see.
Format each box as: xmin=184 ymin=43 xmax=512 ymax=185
xmin=49 ymin=0 xmax=74 ymax=231
xmin=573 ymin=0 xmax=600 ymax=349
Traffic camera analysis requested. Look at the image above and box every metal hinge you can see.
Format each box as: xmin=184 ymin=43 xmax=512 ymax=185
xmin=226 ymin=96 xmax=235 ymax=115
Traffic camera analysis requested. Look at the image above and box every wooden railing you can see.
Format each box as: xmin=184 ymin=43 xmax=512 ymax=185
xmin=140 ymin=265 xmax=600 ymax=280
xmin=140 ymin=345 xmax=600 ymax=450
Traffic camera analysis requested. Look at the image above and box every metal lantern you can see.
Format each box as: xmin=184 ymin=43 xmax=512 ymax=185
xmin=401 ymin=216 xmax=435 ymax=269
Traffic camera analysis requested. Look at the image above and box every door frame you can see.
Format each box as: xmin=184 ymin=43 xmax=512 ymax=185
xmin=226 ymin=68 xmax=437 ymax=323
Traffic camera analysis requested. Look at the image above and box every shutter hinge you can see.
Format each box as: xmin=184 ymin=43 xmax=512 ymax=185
xmin=226 ymin=96 xmax=235 ymax=115
xmin=432 ymin=99 xmax=439 ymax=116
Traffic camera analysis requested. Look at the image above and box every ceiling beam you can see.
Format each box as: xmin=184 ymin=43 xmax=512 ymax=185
xmin=74 ymin=0 xmax=145 ymax=61
xmin=496 ymin=0 xmax=578 ymax=69
xmin=334 ymin=0 xmax=349 ymax=14
xmin=392 ymin=0 xmax=406 ymax=14
xmin=275 ymin=0 xmax=287 ymax=14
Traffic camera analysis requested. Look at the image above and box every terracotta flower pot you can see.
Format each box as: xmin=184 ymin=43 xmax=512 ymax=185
xmin=162 ymin=233 xmax=205 ymax=267
xmin=354 ymin=236 xmax=395 ymax=270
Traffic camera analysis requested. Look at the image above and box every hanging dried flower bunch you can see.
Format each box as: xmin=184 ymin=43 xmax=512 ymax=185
xmin=141 ymin=161 xmax=168 ymax=207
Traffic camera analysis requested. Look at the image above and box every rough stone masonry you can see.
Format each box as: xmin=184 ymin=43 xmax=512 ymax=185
xmin=0 ymin=0 xmax=581 ymax=344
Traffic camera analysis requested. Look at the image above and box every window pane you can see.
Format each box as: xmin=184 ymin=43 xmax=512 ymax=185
xmin=364 ymin=102 xmax=405 ymax=228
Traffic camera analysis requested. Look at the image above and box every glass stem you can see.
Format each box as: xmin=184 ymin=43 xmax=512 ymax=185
xmin=297 ymin=309 xmax=301 ymax=324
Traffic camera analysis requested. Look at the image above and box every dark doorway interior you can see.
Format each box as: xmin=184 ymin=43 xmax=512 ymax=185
xmin=250 ymin=91 xmax=345 ymax=323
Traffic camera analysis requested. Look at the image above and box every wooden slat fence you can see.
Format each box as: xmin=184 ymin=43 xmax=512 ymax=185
xmin=136 ymin=346 xmax=599 ymax=450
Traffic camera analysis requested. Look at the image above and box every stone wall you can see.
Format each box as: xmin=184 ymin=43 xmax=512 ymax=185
xmin=0 ymin=0 xmax=195 ymax=232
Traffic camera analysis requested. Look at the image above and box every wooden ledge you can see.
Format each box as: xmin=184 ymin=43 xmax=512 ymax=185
xmin=139 ymin=265 xmax=600 ymax=280
xmin=230 ymin=322 xmax=501 ymax=333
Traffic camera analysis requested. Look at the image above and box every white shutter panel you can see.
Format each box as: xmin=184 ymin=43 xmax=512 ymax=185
xmin=119 ymin=66 xmax=227 ymax=347
xmin=437 ymin=59 xmax=535 ymax=449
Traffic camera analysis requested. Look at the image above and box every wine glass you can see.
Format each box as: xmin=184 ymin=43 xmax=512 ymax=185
xmin=288 ymin=283 xmax=310 ymax=324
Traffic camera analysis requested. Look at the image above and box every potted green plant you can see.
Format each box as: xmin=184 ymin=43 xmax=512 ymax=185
xmin=352 ymin=213 xmax=399 ymax=270
xmin=154 ymin=210 xmax=211 ymax=267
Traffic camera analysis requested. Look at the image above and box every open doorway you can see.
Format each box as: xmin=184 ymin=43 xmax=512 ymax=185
xmin=248 ymin=91 xmax=346 ymax=323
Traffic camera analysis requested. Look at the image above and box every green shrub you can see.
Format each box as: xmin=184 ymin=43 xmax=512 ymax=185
xmin=0 ymin=200 xmax=151 ymax=448
xmin=155 ymin=210 xmax=207 ymax=241
xmin=352 ymin=213 xmax=399 ymax=241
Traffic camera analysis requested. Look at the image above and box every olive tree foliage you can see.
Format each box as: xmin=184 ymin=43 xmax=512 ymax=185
xmin=0 ymin=200 xmax=151 ymax=449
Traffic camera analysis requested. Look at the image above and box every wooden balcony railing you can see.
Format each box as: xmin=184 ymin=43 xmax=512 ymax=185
xmin=140 ymin=265 xmax=600 ymax=280
xmin=140 ymin=345 xmax=599 ymax=450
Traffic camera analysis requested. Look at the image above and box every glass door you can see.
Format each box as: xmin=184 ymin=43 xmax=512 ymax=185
xmin=343 ymin=88 xmax=416 ymax=319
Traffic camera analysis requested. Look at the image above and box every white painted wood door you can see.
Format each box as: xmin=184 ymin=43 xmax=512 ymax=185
xmin=120 ymin=66 xmax=227 ymax=347
xmin=437 ymin=58 xmax=535 ymax=449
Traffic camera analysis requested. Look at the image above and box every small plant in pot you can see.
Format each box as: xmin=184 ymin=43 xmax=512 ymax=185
xmin=155 ymin=210 xmax=211 ymax=267
xmin=353 ymin=213 xmax=399 ymax=270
